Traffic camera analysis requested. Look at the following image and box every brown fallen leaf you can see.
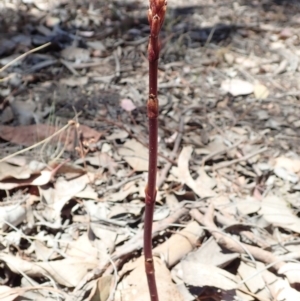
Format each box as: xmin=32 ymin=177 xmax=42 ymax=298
xmin=0 ymin=124 xmax=102 ymax=151
xmin=115 ymin=257 xmax=184 ymax=301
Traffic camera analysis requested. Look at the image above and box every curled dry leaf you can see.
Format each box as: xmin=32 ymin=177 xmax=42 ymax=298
xmin=154 ymin=221 xmax=205 ymax=267
xmin=40 ymin=173 xmax=93 ymax=221
xmin=0 ymin=170 xmax=53 ymax=190
xmin=177 ymin=146 xmax=216 ymax=197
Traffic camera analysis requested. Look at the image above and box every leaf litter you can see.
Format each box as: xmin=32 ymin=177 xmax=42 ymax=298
xmin=1 ymin=0 xmax=300 ymax=300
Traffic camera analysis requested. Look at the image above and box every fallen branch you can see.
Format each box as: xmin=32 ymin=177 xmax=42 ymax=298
xmin=190 ymin=205 xmax=284 ymax=271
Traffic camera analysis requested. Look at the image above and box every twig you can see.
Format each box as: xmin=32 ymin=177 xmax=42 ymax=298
xmin=60 ymin=58 xmax=79 ymax=76
xmin=191 ymin=205 xmax=285 ymax=272
xmin=210 ymin=147 xmax=268 ymax=171
xmin=201 ymin=138 xmax=245 ymax=166
xmin=104 ymin=174 xmax=144 ymax=193
xmin=0 ymin=42 xmax=51 ymax=73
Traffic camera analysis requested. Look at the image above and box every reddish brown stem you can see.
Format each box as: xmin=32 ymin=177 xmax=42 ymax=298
xmin=144 ymin=1 xmax=167 ymax=301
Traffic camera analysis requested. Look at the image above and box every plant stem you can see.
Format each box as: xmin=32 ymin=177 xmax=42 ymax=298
xmin=144 ymin=1 xmax=167 ymax=301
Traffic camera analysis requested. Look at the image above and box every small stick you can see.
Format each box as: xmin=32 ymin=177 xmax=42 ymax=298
xmin=144 ymin=2 xmax=167 ymax=299
xmin=0 ymin=42 xmax=51 ymax=73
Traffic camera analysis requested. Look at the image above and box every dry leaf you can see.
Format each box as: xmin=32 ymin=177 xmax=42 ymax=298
xmin=154 ymin=221 xmax=204 ymax=267
xmin=0 ymin=170 xmax=53 ymax=190
xmin=273 ymin=156 xmax=300 ymax=173
xmin=64 ymin=233 xmax=104 ymax=262
xmin=0 ymin=203 xmax=26 ymax=230
xmin=254 ymin=83 xmax=269 ymax=99
xmin=221 ymin=79 xmax=254 ymax=96
xmin=118 ymin=139 xmax=148 ymax=171
xmin=90 ymin=276 xmax=113 ymax=301
xmin=0 ymin=124 xmax=101 ymax=151
xmin=238 ymin=261 xmax=271 ymax=300
xmin=0 ymin=285 xmax=20 ymax=301
xmin=0 ymin=162 xmax=32 ymax=181
xmin=0 ymin=253 xmax=98 ymax=287
xmin=236 ymin=196 xmax=261 ymax=215
xmin=274 ymin=167 xmax=299 ymax=183
xmin=115 ymin=257 xmax=184 ymax=301
xmin=262 ymin=268 xmax=300 ymax=301
xmin=153 ymin=206 xmax=170 ymax=221
xmin=184 ymin=237 xmax=239 ymax=269
xmin=181 ymin=261 xmax=237 ymax=290
xmin=278 ymin=263 xmax=300 ymax=289
xmin=260 ymin=195 xmax=300 ymax=233
xmin=60 ymin=46 xmax=90 ymax=63
xmin=177 ymin=146 xmax=215 ymax=197
xmin=40 ymin=174 xmax=92 ymax=220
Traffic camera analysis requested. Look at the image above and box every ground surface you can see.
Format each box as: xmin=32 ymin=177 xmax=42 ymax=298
xmin=1 ymin=0 xmax=300 ymax=300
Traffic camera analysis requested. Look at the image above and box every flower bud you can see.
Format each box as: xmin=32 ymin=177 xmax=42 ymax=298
xmin=148 ymin=8 xmax=152 ymax=26
xmin=149 ymin=0 xmax=157 ymax=15
xmin=158 ymin=5 xmax=166 ymax=29
xmin=155 ymin=0 xmax=165 ymax=10
xmin=151 ymin=15 xmax=160 ymax=36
